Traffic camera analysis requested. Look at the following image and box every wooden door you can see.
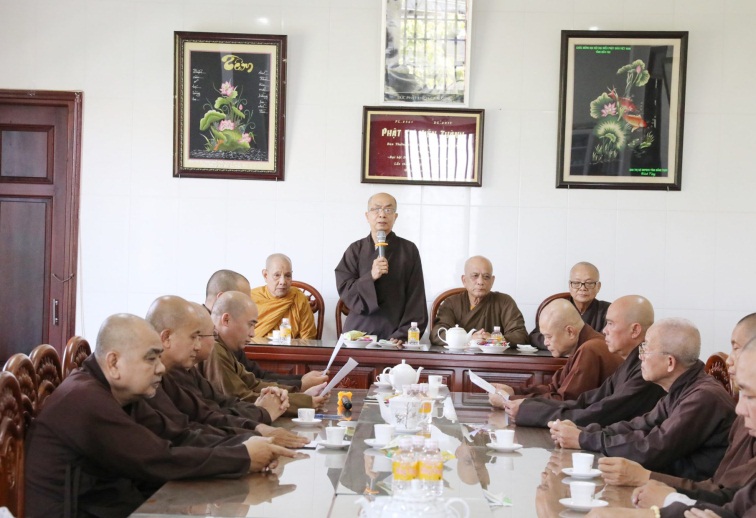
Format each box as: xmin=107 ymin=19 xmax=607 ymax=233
xmin=0 ymin=90 xmax=82 ymax=362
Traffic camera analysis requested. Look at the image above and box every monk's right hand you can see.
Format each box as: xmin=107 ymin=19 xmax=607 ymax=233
xmin=243 ymin=436 xmax=298 ymax=472
xmin=255 ymin=390 xmax=289 ymax=421
xmin=598 ymin=457 xmax=651 ymax=486
xmin=371 ymin=257 xmax=389 ymax=280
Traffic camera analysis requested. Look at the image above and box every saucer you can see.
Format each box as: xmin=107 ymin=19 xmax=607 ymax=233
xmin=443 ymin=346 xmax=470 ymax=354
xmin=373 ymin=381 xmax=393 ymax=389
xmin=559 ymin=498 xmax=608 ymax=512
xmin=318 ymin=440 xmax=350 ymax=449
xmin=291 ymin=418 xmax=322 ymax=426
xmin=486 ymin=442 xmax=523 ymax=452
xmin=516 ymin=345 xmax=538 ymax=353
xmin=478 ymin=346 xmax=509 ymax=354
xmin=402 ymin=343 xmax=424 ymax=350
xmin=364 ymin=438 xmax=388 ymax=448
xmin=394 ymin=426 xmax=422 ymax=434
xmin=268 ymin=338 xmax=286 ymax=345
xmin=377 ymin=340 xmax=399 ymax=349
xmin=561 ymin=468 xmax=602 ymax=479
xmin=337 ymin=420 xmax=357 ymax=428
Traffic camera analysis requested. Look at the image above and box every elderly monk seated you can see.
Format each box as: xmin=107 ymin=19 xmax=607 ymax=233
xmin=142 ymin=296 xmax=307 ymax=449
xmin=585 ymin=319 xmax=756 ymax=518
xmin=589 ymin=314 xmax=756 ymax=516
xmin=24 ymin=314 xmax=297 ymax=517
xmin=200 ymin=291 xmax=330 ymax=416
xmin=251 ymin=253 xmax=317 ymax=339
xmin=204 ymin=268 xmax=327 ymax=390
xmin=489 ymin=299 xmax=621 ymax=405
xmin=529 ymin=261 xmax=611 ymax=350
xmin=512 ymin=295 xmax=666 ymax=426
xmin=335 ymin=192 xmax=427 ymax=344
xmin=551 ymin=317 xmax=736 ymax=482
xmin=430 ymin=255 xmax=528 ymax=346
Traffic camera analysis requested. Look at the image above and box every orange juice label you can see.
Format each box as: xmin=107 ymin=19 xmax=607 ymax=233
xmin=392 ymin=460 xmax=417 ymax=481
xmin=408 ymin=330 xmax=420 ymax=342
xmin=418 ymin=461 xmax=443 ymax=481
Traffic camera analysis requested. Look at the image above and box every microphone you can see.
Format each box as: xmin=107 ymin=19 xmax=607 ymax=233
xmin=376 ymin=230 xmax=387 ymax=258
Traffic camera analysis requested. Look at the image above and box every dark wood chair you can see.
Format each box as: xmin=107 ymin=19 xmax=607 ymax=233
xmin=0 ymin=371 xmax=25 ymax=518
xmin=3 ymin=353 xmax=37 ymax=429
xmin=291 ymin=281 xmax=325 ymax=340
xmin=430 ymin=287 xmax=466 ymax=325
xmin=62 ymin=336 xmax=92 ymax=378
xmin=705 ymin=352 xmax=735 ymax=398
xmin=29 ymin=344 xmax=62 ymax=415
xmin=335 ymin=299 xmax=350 ymax=336
xmin=534 ymin=292 xmax=572 ymax=326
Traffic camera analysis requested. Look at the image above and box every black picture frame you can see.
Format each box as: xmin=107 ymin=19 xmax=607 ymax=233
xmin=556 ymin=30 xmax=688 ymax=190
xmin=173 ymin=31 xmax=286 ymax=181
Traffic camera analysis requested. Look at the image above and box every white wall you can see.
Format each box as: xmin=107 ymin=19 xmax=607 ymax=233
xmin=1 ymin=0 xmax=754 ymax=360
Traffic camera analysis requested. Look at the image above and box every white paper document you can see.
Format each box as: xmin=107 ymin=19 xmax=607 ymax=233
xmin=469 ymin=371 xmax=508 ymax=399
xmin=320 ymin=357 xmax=358 ymax=396
xmin=324 ymin=335 xmax=345 ymax=373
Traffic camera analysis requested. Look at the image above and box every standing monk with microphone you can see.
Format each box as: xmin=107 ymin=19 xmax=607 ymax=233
xmin=335 ymin=193 xmax=428 ymax=344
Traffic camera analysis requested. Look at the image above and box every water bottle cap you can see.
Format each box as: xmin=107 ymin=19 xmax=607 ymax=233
xmin=493 ymin=326 xmax=501 ymax=332
xmin=411 ymin=321 xmax=418 ymax=327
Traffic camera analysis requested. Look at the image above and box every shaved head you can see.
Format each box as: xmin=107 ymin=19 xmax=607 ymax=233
xmin=212 ymin=291 xmax=255 ymax=322
xmin=204 ymin=269 xmax=251 ymax=309
xmin=736 ymin=313 xmax=756 ymax=338
xmin=145 ymin=295 xmax=196 ymax=334
xmin=653 ymin=317 xmax=701 ymax=367
xmin=464 ymin=255 xmax=493 ymax=274
xmin=95 ymin=313 xmax=159 ymax=359
xmin=212 ymin=291 xmax=258 ymax=351
xmin=611 ymin=295 xmax=654 ymax=330
xmin=265 ymin=253 xmax=292 ymax=271
xmin=541 ymin=299 xmax=584 ymax=330
xmin=367 ymin=192 xmax=397 ymax=210
xmin=570 ymin=261 xmax=600 ymax=280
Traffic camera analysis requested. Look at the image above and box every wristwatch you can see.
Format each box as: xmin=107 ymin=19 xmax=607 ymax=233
xmin=650 ymin=505 xmax=661 ymax=518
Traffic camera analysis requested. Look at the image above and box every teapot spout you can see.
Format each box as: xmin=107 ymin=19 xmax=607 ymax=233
xmin=416 ymin=366 xmax=424 ymax=382
xmin=466 ymin=328 xmax=476 ymax=340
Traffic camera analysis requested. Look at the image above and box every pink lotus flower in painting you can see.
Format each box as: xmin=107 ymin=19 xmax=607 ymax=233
xmin=220 ymin=81 xmax=236 ymax=97
xmin=601 ymin=102 xmax=617 ymax=117
xmin=239 ymin=133 xmax=252 ymax=144
xmin=218 ymin=120 xmax=235 ymax=131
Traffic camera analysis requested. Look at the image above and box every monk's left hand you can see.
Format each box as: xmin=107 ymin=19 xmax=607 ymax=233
xmin=632 ymin=480 xmax=675 ymax=509
xmin=503 ymin=398 xmax=524 ymax=420
xmin=301 ymin=370 xmax=329 ymax=392
xmin=599 ymin=457 xmax=651 ymax=486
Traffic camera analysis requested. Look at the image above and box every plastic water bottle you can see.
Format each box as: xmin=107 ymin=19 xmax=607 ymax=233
xmin=418 ymin=439 xmax=444 ymax=496
xmin=411 ymin=435 xmax=426 ymax=460
xmin=490 ymin=326 xmax=504 ymax=345
xmin=392 ymin=436 xmax=417 ymax=493
xmin=279 ymin=318 xmax=292 ymax=344
xmin=408 ymin=321 xmax=420 ymax=346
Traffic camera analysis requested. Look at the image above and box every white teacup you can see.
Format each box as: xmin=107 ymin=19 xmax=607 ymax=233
xmin=570 ymin=481 xmax=595 ymax=505
xmin=427 ymin=384 xmax=439 ymax=398
xmin=378 ymin=373 xmax=391 ymax=384
xmin=428 ymin=375 xmax=443 ymax=386
xmin=572 ymin=452 xmax=595 ymax=474
xmin=325 ymin=426 xmax=346 ymax=444
xmin=298 ymin=408 xmax=315 ymax=422
xmin=374 ymin=423 xmax=394 ymax=444
xmin=494 ymin=429 xmax=515 ymax=447
xmin=272 ymin=329 xmax=281 ymax=340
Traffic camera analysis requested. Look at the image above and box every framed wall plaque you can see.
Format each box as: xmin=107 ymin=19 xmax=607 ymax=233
xmin=557 ymin=30 xmax=688 ymax=190
xmin=361 ymin=106 xmax=484 ymax=186
xmin=173 ymin=31 xmax=286 ymax=180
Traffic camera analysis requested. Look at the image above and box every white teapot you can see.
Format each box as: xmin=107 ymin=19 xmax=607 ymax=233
xmin=436 ymin=325 xmax=475 ymax=349
xmin=357 ymin=490 xmax=470 ymax=518
xmin=383 ymin=360 xmax=423 ymax=390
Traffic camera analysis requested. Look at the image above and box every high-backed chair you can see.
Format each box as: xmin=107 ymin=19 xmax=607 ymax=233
xmin=62 ymin=336 xmax=92 ymax=378
xmin=0 ymin=371 xmax=25 ymax=518
xmin=335 ymin=299 xmax=350 ymax=336
xmin=430 ymin=288 xmax=466 ymax=325
xmin=291 ymin=281 xmax=325 ymax=340
xmin=3 ymin=353 xmax=37 ymax=429
xmin=705 ymin=352 xmax=735 ymax=398
xmin=534 ymin=292 xmax=571 ymax=326
xmin=29 ymin=344 xmax=62 ymax=415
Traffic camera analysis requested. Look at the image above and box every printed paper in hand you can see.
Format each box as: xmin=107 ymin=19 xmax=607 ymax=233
xmin=324 ymin=335 xmax=345 ymax=373
xmin=469 ymin=371 xmax=508 ymax=399
xmin=320 ymin=357 xmax=358 ymax=396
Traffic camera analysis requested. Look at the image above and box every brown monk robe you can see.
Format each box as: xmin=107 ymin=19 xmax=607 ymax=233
xmin=652 ymin=415 xmax=756 ymax=505
xmin=430 ymin=291 xmax=529 ymax=346
xmin=514 ymin=324 xmax=621 ymax=401
xmin=661 ymin=468 xmax=756 ymax=518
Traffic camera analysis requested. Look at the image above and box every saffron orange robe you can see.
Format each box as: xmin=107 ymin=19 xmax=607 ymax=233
xmin=250 ymin=286 xmax=317 ymax=339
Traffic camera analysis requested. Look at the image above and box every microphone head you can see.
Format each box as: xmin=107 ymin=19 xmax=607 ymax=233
xmin=376 ymin=230 xmax=387 ymax=243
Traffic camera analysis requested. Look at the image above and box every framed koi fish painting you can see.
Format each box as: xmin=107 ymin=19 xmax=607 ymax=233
xmin=556 ymin=31 xmax=688 ymax=190
xmin=173 ymin=32 xmax=286 ymax=180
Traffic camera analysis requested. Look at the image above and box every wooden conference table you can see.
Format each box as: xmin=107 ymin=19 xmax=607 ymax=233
xmin=132 ymin=390 xmax=637 ymax=518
